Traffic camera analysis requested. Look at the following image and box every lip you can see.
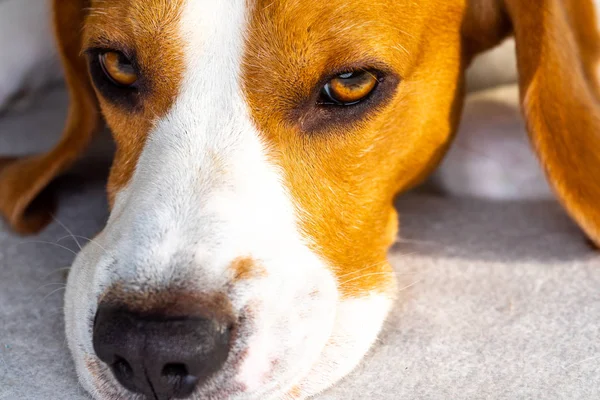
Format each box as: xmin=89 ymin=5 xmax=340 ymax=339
xmin=89 ymin=331 xmax=307 ymax=400
xmin=91 ymin=357 xmax=249 ymax=400
xmin=194 ymin=385 xmax=248 ymax=400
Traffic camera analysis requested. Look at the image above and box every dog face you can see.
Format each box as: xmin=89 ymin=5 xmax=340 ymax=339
xmin=0 ymin=0 xmax=598 ymax=399
xmin=64 ymin=1 xmax=474 ymax=397
xmin=68 ymin=1 xmax=426 ymax=398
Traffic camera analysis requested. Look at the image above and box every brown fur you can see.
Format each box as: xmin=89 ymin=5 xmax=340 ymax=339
xmin=510 ymin=0 xmax=600 ymax=247
xmin=99 ymin=283 xmax=236 ymax=325
xmin=230 ymin=257 xmax=266 ymax=282
xmin=0 ymin=0 xmax=598 ymax=297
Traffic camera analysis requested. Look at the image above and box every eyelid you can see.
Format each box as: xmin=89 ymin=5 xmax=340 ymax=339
xmin=83 ymin=47 xmax=138 ymax=66
xmin=333 ymin=70 xmax=381 ymax=83
xmin=83 ymin=35 xmax=134 ymax=55
xmin=316 ymin=61 xmax=390 ymax=87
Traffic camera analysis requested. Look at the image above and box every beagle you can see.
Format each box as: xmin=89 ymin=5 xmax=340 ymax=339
xmin=1 ymin=0 xmax=599 ymax=399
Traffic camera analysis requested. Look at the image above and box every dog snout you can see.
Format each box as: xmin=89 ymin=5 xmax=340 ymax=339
xmin=92 ymin=304 xmax=232 ymax=399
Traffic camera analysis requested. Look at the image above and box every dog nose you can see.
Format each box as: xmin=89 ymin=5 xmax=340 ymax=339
xmin=93 ymin=305 xmax=232 ymax=399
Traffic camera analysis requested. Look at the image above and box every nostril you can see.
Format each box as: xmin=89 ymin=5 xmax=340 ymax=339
xmin=161 ymin=363 xmax=199 ymax=398
xmin=112 ymin=356 xmax=134 ymax=382
xmin=108 ymin=356 xmax=138 ymax=393
xmin=161 ymin=363 xmax=187 ymax=380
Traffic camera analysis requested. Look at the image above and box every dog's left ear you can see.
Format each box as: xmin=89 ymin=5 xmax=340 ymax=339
xmin=0 ymin=0 xmax=101 ymax=234
xmin=463 ymin=0 xmax=600 ymax=247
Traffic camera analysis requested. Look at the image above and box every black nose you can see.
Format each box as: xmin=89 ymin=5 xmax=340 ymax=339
xmin=93 ymin=305 xmax=232 ymax=399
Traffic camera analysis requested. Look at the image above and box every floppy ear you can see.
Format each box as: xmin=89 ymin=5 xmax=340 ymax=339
xmin=463 ymin=0 xmax=600 ymax=247
xmin=0 ymin=0 xmax=101 ymax=234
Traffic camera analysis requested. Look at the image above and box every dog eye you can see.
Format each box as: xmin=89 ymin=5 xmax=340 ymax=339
xmin=320 ymin=71 xmax=379 ymax=105
xmin=99 ymin=51 xmax=138 ymax=87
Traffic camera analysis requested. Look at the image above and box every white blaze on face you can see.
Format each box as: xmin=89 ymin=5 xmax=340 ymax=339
xmin=67 ymin=0 xmax=338 ymax=397
xmin=98 ymin=0 xmax=339 ymax=388
xmin=103 ymin=0 xmax=318 ymax=284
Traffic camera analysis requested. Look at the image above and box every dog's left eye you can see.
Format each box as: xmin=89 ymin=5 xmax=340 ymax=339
xmin=98 ymin=51 xmax=138 ymax=87
xmin=320 ymin=71 xmax=379 ymax=105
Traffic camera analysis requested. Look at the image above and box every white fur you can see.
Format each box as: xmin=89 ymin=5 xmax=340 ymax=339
xmin=434 ymin=85 xmax=554 ymax=201
xmin=64 ymin=1 xmax=392 ymax=399
xmin=0 ymin=0 xmax=62 ymax=112
xmin=287 ymin=294 xmax=394 ymax=398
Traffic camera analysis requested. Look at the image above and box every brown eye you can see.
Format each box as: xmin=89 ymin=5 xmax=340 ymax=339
xmin=99 ymin=51 xmax=138 ymax=87
xmin=321 ymin=71 xmax=379 ymax=105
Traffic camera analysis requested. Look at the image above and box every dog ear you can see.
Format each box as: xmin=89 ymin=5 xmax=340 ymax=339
xmin=463 ymin=0 xmax=600 ymax=247
xmin=0 ymin=0 xmax=101 ymax=234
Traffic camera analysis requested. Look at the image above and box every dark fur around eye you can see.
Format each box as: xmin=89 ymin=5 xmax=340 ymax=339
xmin=86 ymin=48 xmax=145 ymax=110
xmin=291 ymin=68 xmax=401 ymax=134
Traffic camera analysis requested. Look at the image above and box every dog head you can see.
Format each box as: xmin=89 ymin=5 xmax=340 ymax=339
xmin=1 ymin=0 xmax=599 ymax=398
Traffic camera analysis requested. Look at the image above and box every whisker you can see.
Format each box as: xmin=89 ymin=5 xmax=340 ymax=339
xmin=40 ymin=266 xmax=72 ymax=282
xmin=44 ymin=307 xmax=67 ymax=319
xmin=396 ymin=27 xmax=417 ymax=39
xmin=52 ymin=214 xmax=82 ymax=251
xmin=336 ymin=261 xmax=387 ymax=279
xmin=394 ymin=237 xmax=441 ymax=246
xmin=33 ymin=282 xmax=67 ymax=293
xmin=56 ymin=234 xmax=108 ymax=253
xmin=339 ymin=271 xmax=396 ymax=287
xmin=13 ymin=240 xmax=78 ymax=256
xmin=393 ymin=237 xmax=465 ymax=253
xmin=40 ymin=287 xmax=67 ymax=303
xmin=561 ymin=355 xmax=600 ymax=370
xmin=337 ymin=252 xmax=420 ymax=280
xmin=397 ymin=279 xmax=422 ymax=292
xmin=393 ymin=43 xmax=410 ymax=56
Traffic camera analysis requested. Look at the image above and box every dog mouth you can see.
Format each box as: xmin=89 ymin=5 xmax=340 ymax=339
xmin=85 ymin=332 xmax=316 ymax=400
xmin=85 ymin=357 xmax=249 ymax=400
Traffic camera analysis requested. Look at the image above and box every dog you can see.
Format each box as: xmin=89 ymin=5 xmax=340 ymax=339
xmin=1 ymin=0 xmax=599 ymax=399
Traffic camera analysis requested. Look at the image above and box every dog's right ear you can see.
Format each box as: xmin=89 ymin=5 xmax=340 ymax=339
xmin=0 ymin=0 xmax=101 ymax=234
xmin=462 ymin=0 xmax=600 ymax=247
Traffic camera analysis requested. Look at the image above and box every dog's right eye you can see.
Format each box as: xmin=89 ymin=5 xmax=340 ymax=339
xmin=99 ymin=51 xmax=138 ymax=87
xmin=86 ymin=48 xmax=142 ymax=108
